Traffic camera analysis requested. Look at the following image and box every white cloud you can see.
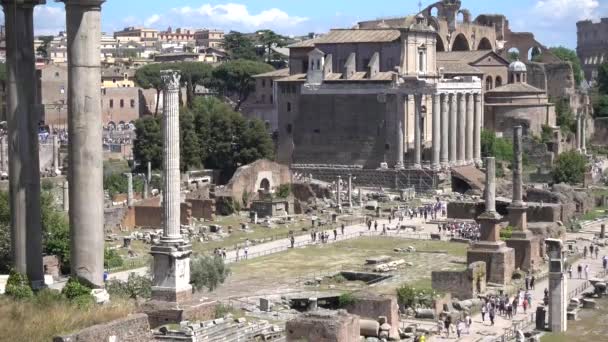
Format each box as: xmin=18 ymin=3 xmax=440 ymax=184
xmin=149 ymin=3 xmax=308 ymax=31
xmin=144 ymin=14 xmax=161 ymax=27
xmin=34 ymin=5 xmax=66 ymax=35
xmin=533 ymin=0 xmax=599 ymax=21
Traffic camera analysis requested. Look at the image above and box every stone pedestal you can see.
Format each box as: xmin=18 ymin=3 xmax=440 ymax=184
xmin=506 ymin=230 xmax=540 ymax=272
xmin=549 ymin=272 xmax=567 ymax=332
xmin=150 ymin=243 xmax=193 ymax=303
xmin=467 ymin=241 xmax=515 ymax=285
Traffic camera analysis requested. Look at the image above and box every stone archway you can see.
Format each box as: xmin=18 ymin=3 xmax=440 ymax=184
xmin=528 ymin=46 xmax=542 ymax=62
xmin=436 ymin=37 xmax=446 ymax=52
xmin=260 ymin=178 xmax=271 ymax=192
xmin=452 ymin=33 xmax=470 ymax=51
xmin=477 ymin=37 xmax=493 ymax=50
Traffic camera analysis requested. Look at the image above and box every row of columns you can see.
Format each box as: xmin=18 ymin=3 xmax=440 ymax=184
xmin=429 ymin=92 xmax=482 ymax=170
xmin=2 ymin=0 xmax=106 ymax=287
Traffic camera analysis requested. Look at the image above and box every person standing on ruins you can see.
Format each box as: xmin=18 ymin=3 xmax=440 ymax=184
xmin=530 ymin=275 xmax=536 ymax=290
xmin=341 ymin=223 xmax=345 ymax=235
xmin=584 ymin=264 xmax=590 ymax=279
xmin=374 ymin=220 xmax=378 ymax=231
xmin=584 ymin=246 xmax=588 ymax=259
xmin=578 ymin=264 xmax=583 ymax=279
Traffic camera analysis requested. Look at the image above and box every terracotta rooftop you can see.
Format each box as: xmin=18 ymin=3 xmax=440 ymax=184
xmin=253 ymin=68 xmax=290 ymax=78
xmin=437 ymin=61 xmax=483 ymax=75
xmin=437 ymin=50 xmax=508 ymax=65
xmin=314 ymin=29 xmax=401 ymax=44
xmin=357 ymin=16 xmax=417 ymax=29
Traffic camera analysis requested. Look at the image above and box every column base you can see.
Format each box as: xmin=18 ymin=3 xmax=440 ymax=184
xmin=506 ymin=234 xmax=541 ymax=272
xmin=508 ymin=205 xmax=528 ymax=231
xmin=413 ymin=163 xmax=421 ymax=170
xmin=150 ymin=242 xmax=193 ymax=304
xmin=468 ymin=241 xmax=515 ymax=285
xmin=431 ymin=163 xmax=441 ymax=171
xmin=395 ymin=162 xmax=405 ymax=170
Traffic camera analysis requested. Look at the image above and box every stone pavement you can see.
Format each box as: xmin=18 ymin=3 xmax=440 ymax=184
xmin=430 ymin=222 xmax=608 ymax=342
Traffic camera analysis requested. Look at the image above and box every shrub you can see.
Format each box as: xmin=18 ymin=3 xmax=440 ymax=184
xmin=338 ymin=293 xmax=357 ymax=308
xmin=553 ymin=150 xmax=587 ymax=185
xmin=106 ymin=273 xmax=152 ymax=299
xmin=216 ymin=197 xmax=236 ymax=216
xmin=61 ymin=278 xmax=92 ymax=301
xmin=34 ymin=288 xmax=64 ymax=306
xmin=396 ymin=285 xmax=439 ymax=309
xmin=500 ymin=226 xmax=514 ymax=241
xmin=276 ymin=184 xmax=291 ymax=198
xmin=4 ymin=270 xmax=33 ymax=300
xmin=104 ymin=248 xmax=124 ymax=269
xmin=190 ymin=256 xmax=230 ymax=292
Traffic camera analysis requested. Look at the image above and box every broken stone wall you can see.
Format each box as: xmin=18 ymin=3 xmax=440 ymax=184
xmin=432 ymin=262 xmax=486 ymax=300
xmin=286 ymin=310 xmax=360 ymax=342
xmin=121 ymin=197 xmax=193 ymax=229
xmin=344 ymin=294 xmax=399 ymax=339
xmin=186 ymin=198 xmax=215 ymax=220
xmin=593 ymin=118 xmax=608 ymax=145
xmin=53 ymin=314 xmax=151 ymax=342
xmin=222 ymin=159 xmax=291 ymax=207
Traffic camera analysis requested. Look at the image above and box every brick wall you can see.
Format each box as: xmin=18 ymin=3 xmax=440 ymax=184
xmin=53 ymin=314 xmax=151 ymax=342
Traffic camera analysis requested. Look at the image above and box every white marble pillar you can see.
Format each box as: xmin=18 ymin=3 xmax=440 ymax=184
xmin=581 ymin=116 xmax=587 ymax=154
xmin=337 ymin=176 xmax=342 ymax=208
xmin=465 ymin=93 xmax=474 ymax=164
xmin=474 ymin=93 xmax=482 ymax=165
xmin=576 ymin=114 xmax=582 ymax=152
xmin=414 ymin=94 xmax=422 ymax=169
xmin=126 ymin=173 xmax=133 ymax=207
xmin=161 ymin=70 xmax=182 ymax=242
xmin=395 ymin=95 xmax=405 ymax=169
xmin=143 ymin=177 xmax=149 ymax=200
xmin=485 ymin=157 xmax=497 ymax=213
xmin=63 ymin=0 xmax=105 ymax=287
xmin=63 ymin=181 xmax=69 ymax=212
xmin=2 ymin=0 xmax=45 ymax=287
xmin=52 ymin=134 xmax=59 ymax=173
xmin=457 ymin=93 xmax=466 ymax=165
xmin=440 ymin=94 xmax=449 ymax=168
xmin=347 ymin=174 xmax=353 ymax=208
xmin=432 ymin=94 xmax=441 ymax=170
xmin=449 ymin=93 xmax=457 ymax=165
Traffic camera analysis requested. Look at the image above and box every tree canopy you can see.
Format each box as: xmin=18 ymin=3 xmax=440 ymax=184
xmin=134 ymin=63 xmax=167 ymax=115
xmin=223 ymin=31 xmax=259 ymax=61
xmin=553 ymin=150 xmax=587 ymax=185
xmin=211 ymin=60 xmax=274 ymax=111
xmin=133 ymin=97 xmax=274 ymax=178
xmin=255 ymin=29 xmax=288 ymax=64
xmin=598 ymin=62 xmax=608 ymax=95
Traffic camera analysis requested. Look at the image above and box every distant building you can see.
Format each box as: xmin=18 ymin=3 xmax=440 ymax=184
xmin=577 ymin=18 xmax=608 ymax=82
xmin=154 ymin=52 xmax=204 ymax=63
xmin=194 ymin=29 xmax=224 ymax=49
xmin=159 ymin=27 xmax=196 ymax=43
xmin=241 ymin=68 xmax=289 ymax=132
xmin=101 ymin=66 xmax=136 ymax=88
xmin=114 ymin=27 xmax=159 ymax=47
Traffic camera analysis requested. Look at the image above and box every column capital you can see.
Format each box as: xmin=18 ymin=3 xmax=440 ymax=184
xmin=1 ymin=0 xmax=45 ymax=8
xmin=60 ymin=0 xmax=104 ymax=8
xmin=161 ymin=70 xmax=181 ymax=91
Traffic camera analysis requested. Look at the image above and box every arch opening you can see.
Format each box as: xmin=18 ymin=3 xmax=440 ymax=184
xmin=495 ymin=76 xmax=503 ymax=88
xmin=528 ymin=46 xmax=542 ymax=62
xmin=485 ymin=76 xmax=493 ymax=91
xmin=436 ymin=37 xmax=446 ymax=52
xmin=452 ymin=33 xmax=470 ymax=52
xmin=477 ymin=37 xmax=492 ymax=50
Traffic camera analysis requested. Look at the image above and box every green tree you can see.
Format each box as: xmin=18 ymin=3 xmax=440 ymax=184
xmin=554 ymin=97 xmax=576 ymax=134
xmin=594 ymin=94 xmax=608 ymax=118
xmin=5 ymin=270 xmax=34 ymax=300
xmin=180 ymin=110 xmax=202 ymax=171
xmin=553 ymin=150 xmax=587 ymax=184
xmin=223 ymin=31 xmax=259 ymax=61
xmin=190 ymin=255 xmax=230 ymax=292
xmin=36 ymin=36 xmax=54 ymax=58
xmin=597 ymin=62 xmax=608 ymax=95
xmin=176 ymin=62 xmax=213 ymax=108
xmin=135 ymin=63 xmax=167 ymax=115
xmin=508 ymin=51 xmax=519 ymax=62
xmin=104 ymin=172 xmax=145 ymax=198
xmin=211 ymin=60 xmax=274 ymax=111
xmin=256 ymin=29 xmax=288 ymax=64
xmin=549 ymin=47 xmax=583 ymax=86
xmin=133 ymin=116 xmax=163 ymax=170
xmin=481 ymin=130 xmax=513 ymax=162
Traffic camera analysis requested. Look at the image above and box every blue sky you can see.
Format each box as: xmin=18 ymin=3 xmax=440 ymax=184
xmin=18 ymin=0 xmax=608 ymax=49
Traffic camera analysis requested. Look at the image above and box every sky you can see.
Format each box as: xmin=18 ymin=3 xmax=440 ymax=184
xmin=12 ymin=0 xmax=608 ymax=49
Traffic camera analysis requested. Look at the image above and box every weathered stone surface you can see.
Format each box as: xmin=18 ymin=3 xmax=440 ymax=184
xmin=582 ymin=299 xmax=596 ymax=309
xmin=53 ymin=314 xmax=151 ymax=342
xmin=286 ymin=310 xmax=360 ymax=342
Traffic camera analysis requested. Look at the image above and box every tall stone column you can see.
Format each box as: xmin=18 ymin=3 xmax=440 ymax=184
xmin=474 ymin=93 xmax=482 ymax=165
xmin=457 ymin=93 xmax=466 ymax=165
xmin=395 ymin=95 xmax=405 ymax=169
xmin=431 ymin=94 xmax=441 ymax=170
xmin=347 ymin=174 xmax=352 ymax=208
xmin=0 ymin=135 xmax=6 ymax=172
xmin=465 ymin=93 xmax=474 ymax=164
xmin=143 ymin=177 xmax=149 ymax=200
xmin=2 ymin=0 xmax=45 ymax=287
xmin=52 ymin=135 xmax=60 ymax=174
xmin=126 ymin=173 xmax=133 ymax=207
xmin=440 ymin=94 xmax=449 ymax=168
xmin=63 ymin=181 xmax=69 ymax=212
xmin=449 ymin=93 xmax=457 ymax=165
xmin=484 ymin=157 xmax=497 ymax=215
xmin=63 ymin=0 xmax=105 ymax=287
xmin=581 ymin=115 xmax=587 ymax=154
xmin=337 ymin=176 xmax=342 ymax=208
xmin=413 ymin=94 xmax=422 ymax=169
xmin=151 ymin=70 xmax=192 ymax=303
xmin=576 ymin=114 xmax=582 ymax=152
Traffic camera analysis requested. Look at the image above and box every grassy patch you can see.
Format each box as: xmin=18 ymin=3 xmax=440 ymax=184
xmin=581 ymin=207 xmax=608 ymax=221
xmin=0 ymin=295 xmax=135 ymax=342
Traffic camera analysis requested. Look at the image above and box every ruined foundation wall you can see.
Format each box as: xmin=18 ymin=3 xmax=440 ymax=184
xmin=53 ymin=314 xmax=151 ymax=342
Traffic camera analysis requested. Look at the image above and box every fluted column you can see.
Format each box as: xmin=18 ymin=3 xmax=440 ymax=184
xmin=474 ymin=93 xmax=482 ymax=165
xmin=440 ymin=94 xmax=449 ymax=168
xmin=161 ymin=70 xmax=182 ymax=241
xmin=432 ymin=94 xmax=441 ymax=170
xmin=581 ymin=116 xmax=587 ymax=154
xmin=348 ymin=174 xmax=353 ymax=208
xmin=395 ymin=95 xmax=404 ymax=169
xmin=126 ymin=173 xmax=133 ymax=207
xmin=465 ymin=93 xmax=474 ymax=164
xmin=2 ymin=0 xmax=45 ymax=287
xmin=414 ymin=94 xmax=422 ymax=169
xmin=457 ymin=93 xmax=466 ymax=165
xmin=63 ymin=181 xmax=69 ymax=212
xmin=449 ymin=93 xmax=457 ymax=165
xmin=63 ymin=0 xmax=105 ymax=287
xmin=485 ymin=157 xmax=497 ymax=213
xmin=576 ymin=114 xmax=582 ymax=152
xmin=0 ymin=136 xmax=5 ymax=172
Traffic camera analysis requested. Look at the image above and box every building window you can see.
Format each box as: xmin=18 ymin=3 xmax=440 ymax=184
xmin=495 ymin=76 xmax=503 ymax=88
xmin=109 ymin=99 xmax=114 ymax=108
xmin=120 ymin=99 xmax=124 ymax=108
xmin=262 ymin=79 xmax=266 ymax=88
xmin=418 ymin=48 xmax=427 ymax=73
xmin=287 ymin=102 xmax=292 ymax=112
xmin=286 ymin=124 xmax=292 ymax=134
xmin=130 ymin=99 xmax=135 ymax=108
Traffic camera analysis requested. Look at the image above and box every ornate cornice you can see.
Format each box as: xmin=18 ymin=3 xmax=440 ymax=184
xmin=59 ymin=0 xmax=105 ymax=9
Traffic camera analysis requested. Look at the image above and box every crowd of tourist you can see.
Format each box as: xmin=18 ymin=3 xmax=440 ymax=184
xmin=438 ymin=221 xmax=481 ymax=241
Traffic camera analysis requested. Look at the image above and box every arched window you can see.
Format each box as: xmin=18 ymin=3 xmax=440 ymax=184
xmin=495 ymin=76 xmax=502 ymax=88
xmin=485 ymin=76 xmax=493 ymax=91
